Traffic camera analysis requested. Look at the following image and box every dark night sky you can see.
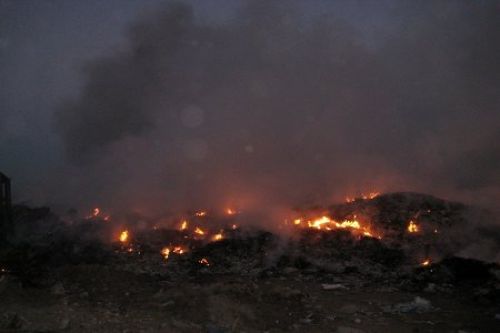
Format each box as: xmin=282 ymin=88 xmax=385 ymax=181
xmin=1 ymin=0 xmax=499 ymax=217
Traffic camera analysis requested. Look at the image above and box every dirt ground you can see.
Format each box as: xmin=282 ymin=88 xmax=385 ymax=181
xmin=1 ymin=263 xmax=498 ymax=333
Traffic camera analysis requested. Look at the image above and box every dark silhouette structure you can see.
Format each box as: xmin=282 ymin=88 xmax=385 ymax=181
xmin=0 ymin=172 xmax=12 ymax=242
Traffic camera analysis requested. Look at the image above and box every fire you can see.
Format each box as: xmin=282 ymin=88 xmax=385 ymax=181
xmin=194 ymin=227 xmax=205 ymax=235
xmin=226 ymin=208 xmax=237 ymax=215
xmin=407 ymin=220 xmax=419 ymax=233
xmin=195 ymin=211 xmax=207 ymax=217
xmin=199 ymin=258 xmax=210 ymax=266
xmin=308 ymin=216 xmax=332 ymax=229
xmin=296 ymin=214 xmax=378 ymax=238
xmin=161 ymin=247 xmax=170 ymax=259
xmin=180 ymin=220 xmax=188 ymax=231
xmin=345 ymin=192 xmax=379 ymax=203
xmin=172 ymin=246 xmax=186 ymax=254
xmin=212 ymin=232 xmax=223 ymax=241
xmin=421 ymin=259 xmax=431 ymax=266
xmin=119 ymin=230 xmax=129 ymax=243
xmin=92 ymin=207 xmax=100 ymax=217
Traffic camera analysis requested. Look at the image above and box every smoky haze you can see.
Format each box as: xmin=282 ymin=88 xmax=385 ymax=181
xmin=53 ymin=1 xmax=500 ymax=218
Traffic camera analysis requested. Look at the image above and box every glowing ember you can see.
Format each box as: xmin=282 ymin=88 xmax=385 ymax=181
xmin=231 ymin=224 xmax=238 ymax=230
xmin=172 ymin=246 xmax=186 ymax=254
xmin=364 ymin=192 xmax=380 ymax=200
xmin=407 ymin=220 xmax=419 ymax=233
xmin=421 ymin=259 xmax=431 ymax=266
xmin=212 ymin=233 xmax=223 ymax=241
xmin=194 ymin=227 xmax=205 ymax=235
xmin=199 ymin=258 xmax=210 ymax=266
xmin=345 ymin=192 xmax=379 ymax=203
xmin=195 ymin=211 xmax=207 ymax=217
xmin=119 ymin=230 xmax=129 ymax=243
xmin=180 ymin=220 xmax=188 ymax=231
xmin=92 ymin=207 xmax=100 ymax=217
xmin=226 ymin=208 xmax=237 ymax=215
xmin=161 ymin=247 xmax=170 ymax=259
xmin=293 ymin=218 xmax=302 ymax=225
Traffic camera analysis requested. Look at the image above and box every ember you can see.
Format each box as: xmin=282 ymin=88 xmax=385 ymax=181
xmin=194 ymin=227 xmax=205 ymax=235
xmin=161 ymin=247 xmax=170 ymax=260
xmin=198 ymin=258 xmax=210 ymax=266
xmin=119 ymin=230 xmax=129 ymax=243
xmin=180 ymin=220 xmax=188 ymax=231
xmin=408 ymin=220 xmax=419 ymax=233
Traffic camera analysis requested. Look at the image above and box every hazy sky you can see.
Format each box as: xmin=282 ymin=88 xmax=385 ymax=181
xmin=1 ymin=0 xmax=499 ymax=216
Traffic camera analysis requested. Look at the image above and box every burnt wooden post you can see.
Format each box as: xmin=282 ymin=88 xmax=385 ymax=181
xmin=0 ymin=172 xmax=13 ymax=242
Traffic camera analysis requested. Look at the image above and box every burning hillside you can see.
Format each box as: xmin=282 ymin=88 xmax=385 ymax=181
xmin=0 ymin=191 xmax=499 ymax=332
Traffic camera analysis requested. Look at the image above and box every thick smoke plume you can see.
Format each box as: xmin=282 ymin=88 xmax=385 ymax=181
xmin=54 ymin=1 xmax=500 ymax=218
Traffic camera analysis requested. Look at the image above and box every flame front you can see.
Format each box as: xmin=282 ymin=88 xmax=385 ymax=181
xmin=296 ymin=215 xmax=379 ymax=238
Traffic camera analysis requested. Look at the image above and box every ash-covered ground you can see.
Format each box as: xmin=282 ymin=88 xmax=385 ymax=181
xmin=0 ymin=193 xmax=499 ymax=332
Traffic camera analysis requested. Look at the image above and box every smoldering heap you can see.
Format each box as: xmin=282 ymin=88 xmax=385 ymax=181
xmin=1 ymin=192 xmax=499 ymax=332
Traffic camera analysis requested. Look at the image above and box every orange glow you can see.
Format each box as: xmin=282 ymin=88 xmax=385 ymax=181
xmin=92 ymin=207 xmax=100 ymax=217
xmin=294 ymin=214 xmax=379 ymax=238
xmin=180 ymin=220 xmax=188 ymax=231
xmin=172 ymin=246 xmax=186 ymax=254
xmin=231 ymin=224 xmax=238 ymax=230
xmin=421 ymin=259 xmax=431 ymax=266
xmin=407 ymin=220 xmax=419 ymax=233
xmin=308 ymin=216 xmax=332 ymax=229
xmin=194 ymin=227 xmax=205 ymax=235
xmin=226 ymin=208 xmax=237 ymax=215
xmin=161 ymin=247 xmax=170 ymax=260
xmin=212 ymin=233 xmax=223 ymax=241
xmin=195 ymin=211 xmax=207 ymax=217
xmin=119 ymin=230 xmax=129 ymax=243
xmin=199 ymin=258 xmax=210 ymax=266
xmin=345 ymin=192 xmax=379 ymax=203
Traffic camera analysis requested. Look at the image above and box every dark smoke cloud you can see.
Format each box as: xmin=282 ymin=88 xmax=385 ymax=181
xmin=54 ymin=0 xmax=500 ymax=216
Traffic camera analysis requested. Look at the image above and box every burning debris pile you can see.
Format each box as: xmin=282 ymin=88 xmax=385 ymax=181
xmin=0 ymin=192 xmax=499 ymax=332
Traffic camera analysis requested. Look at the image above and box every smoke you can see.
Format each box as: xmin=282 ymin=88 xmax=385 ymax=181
xmin=53 ymin=1 xmax=500 ymax=217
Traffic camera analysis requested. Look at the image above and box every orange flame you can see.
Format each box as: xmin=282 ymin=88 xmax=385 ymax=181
xmin=212 ymin=233 xmax=223 ymax=242
xmin=195 ymin=211 xmax=207 ymax=217
xmin=421 ymin=259 xmax=431 ymax=266
xmin=226 ymin=208 xmax=237 ymax=215
xmin=119 ymin=230 xmax=129 ymax=243
xmin=172 ymin=246 xmax=186 ymax=254
xmin=161 ymin=247 xmax=170 ymax=260
xmin=408 ymin=220 xmax=419 ymax=233
xmin=296 ymin=215 xmax=379 ymax=238
xmin=194 ymin=227 xmax=205 ymax=235
xmin=180 ymin=220 xmax=188 ymax=231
